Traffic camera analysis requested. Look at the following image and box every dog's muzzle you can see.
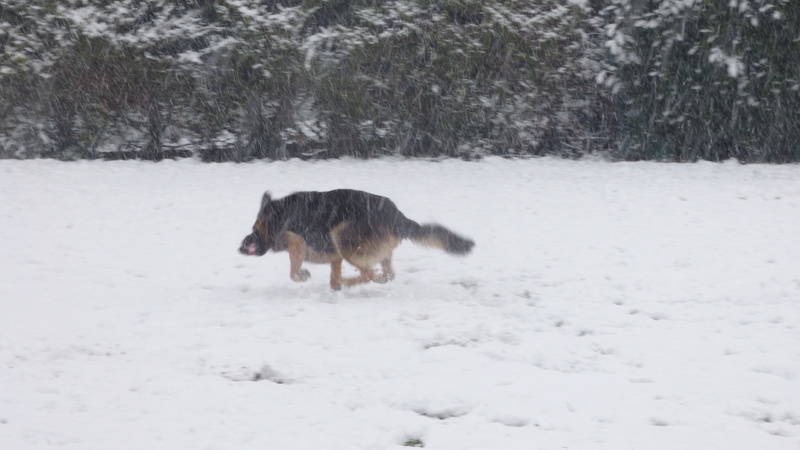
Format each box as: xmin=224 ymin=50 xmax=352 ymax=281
xmin=239 ymin=242 xmax=258 ymax=255
xmin=239 ymin=233 xmax=266 ymax=256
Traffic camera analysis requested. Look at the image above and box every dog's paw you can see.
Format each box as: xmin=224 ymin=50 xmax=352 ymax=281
xmin=291 ymin=268 xmax=311 ymax=282
xmin=368 ymin=268 xmax=396 ymax=284
xmin=371 ymin=273 xmax=390 ymax=284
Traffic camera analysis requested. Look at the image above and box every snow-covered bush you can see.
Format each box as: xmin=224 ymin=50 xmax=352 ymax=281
xmin=1 ymin=0 xmax=607 ymax=160
xmin=602 ymin=0 xmax=800 ymax=162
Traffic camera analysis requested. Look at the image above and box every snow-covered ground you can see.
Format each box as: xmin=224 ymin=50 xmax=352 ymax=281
xmin=1 ymin=157 xmax=798 ymax=449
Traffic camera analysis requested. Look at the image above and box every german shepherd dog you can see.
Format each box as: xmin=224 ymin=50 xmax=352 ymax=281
xmin=239 ymin=189 xmax=474 ymax=290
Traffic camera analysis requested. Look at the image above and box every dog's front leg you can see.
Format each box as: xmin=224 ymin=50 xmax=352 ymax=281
xmin=329 ymin=258 xmax=343 ymax=291
xmin=287 ymin=235 xmax=310 ymax=283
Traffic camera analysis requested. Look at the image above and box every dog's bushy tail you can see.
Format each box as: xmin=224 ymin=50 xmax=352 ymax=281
xmin=399 ymin=219 xmax=474 ymax=255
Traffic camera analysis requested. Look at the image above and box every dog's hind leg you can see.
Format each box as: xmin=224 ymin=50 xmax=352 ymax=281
xmin=379 ymin=256 xmax=396 ymax=283
xmin=356 ymin=254 xmax=395 ymax=284
xmin=331 ymin=223 xmax=397 ymax=287
xmin=342 ymin=267 xmax=381 ymax=286
xmin=374 ymin=235 xmax=400 ymax=283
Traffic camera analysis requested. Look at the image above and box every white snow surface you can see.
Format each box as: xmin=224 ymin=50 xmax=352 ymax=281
xmin=1 ymin=157 xmax=799 ymax=449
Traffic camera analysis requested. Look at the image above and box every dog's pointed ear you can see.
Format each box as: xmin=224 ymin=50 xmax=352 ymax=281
xmin=261 ymin=191 xmax=272 ymax=209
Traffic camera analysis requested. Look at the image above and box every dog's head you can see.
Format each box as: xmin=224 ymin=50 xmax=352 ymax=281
xmin=239 ymin=191 xmax=273 ymax=256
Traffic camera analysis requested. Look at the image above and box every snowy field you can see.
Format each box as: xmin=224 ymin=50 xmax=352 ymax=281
xmin=1 ymin=157 xmax=799 ymax=450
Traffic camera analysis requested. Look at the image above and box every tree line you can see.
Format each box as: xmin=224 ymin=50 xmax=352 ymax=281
xmin=1 ymin=0 xmax=797 ymax=162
